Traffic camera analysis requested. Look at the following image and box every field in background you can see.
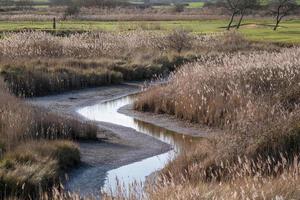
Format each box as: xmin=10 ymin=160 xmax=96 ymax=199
xmin=186 ymin=2 xmax=205 ymax=8
xmin=260 ymin=0 xmax=300 ymax=5
xmin=0 ymin=19 xmax=300 ymax=43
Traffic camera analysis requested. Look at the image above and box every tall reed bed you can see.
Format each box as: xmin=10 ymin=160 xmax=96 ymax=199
xmin=0 ymin=31 xmax=273 ymax=59
xmin=0 ymin=31 xmax=277 ymax=97
xmin=1 ymin=62 xmax=123 ymax=97
xmin=0 ymin=30 xmax=194 ymax=96
xmin=0 ymin=79 xmax=97 ymax=150
xmin=135 ymin=47 xmax=300 ymax=128
xmin=133 ymin=47 xmax=300 ymax=199
xmin=0 ymin=31 xmax=167 ymax=59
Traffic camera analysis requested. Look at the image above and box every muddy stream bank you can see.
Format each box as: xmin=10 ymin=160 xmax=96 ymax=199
xmin=28 ymin=84 xmax=217 ymax=197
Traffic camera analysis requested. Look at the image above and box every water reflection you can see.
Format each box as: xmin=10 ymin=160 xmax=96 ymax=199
xmin=77 ymin=95 xmax=199 ymax=193
xmin=134 ymin=119 xmax=196 ymax=151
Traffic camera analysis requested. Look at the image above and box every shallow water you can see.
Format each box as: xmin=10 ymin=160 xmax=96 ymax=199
xmin=76 ymin=95 xmax=197 ymax=194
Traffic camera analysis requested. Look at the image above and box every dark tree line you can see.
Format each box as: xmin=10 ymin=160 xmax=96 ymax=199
xmin=0 ymin=0 xmax=34 ymax=9
xmin=0 ymin=0 xmax=130 ymax=8
xmin=53 ymin=0 xmax=131 ymax=8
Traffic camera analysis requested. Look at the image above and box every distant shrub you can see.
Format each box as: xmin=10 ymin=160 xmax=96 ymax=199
xmin=166 ymin=29 xmax=192 ymax=54
xmin=173 ymin=3 xmax=185 ymax=12
xmin=63 ymin=4 xmax=80 ymax=19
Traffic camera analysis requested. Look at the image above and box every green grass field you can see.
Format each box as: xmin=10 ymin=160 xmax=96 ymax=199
xmin=1 ymin=19 xmax=300 ymax=43
xmin=260 ymin=0 xmax=300 ymax=5
xmin=186 ymin=2 xmax=205 ymax=8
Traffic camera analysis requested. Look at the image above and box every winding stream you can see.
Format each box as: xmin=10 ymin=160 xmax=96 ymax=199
xmin=76 ymin=94 xmax=198 ymax=195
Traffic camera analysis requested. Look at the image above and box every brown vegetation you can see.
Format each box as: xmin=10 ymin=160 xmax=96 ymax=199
xmin=0 ymin=31 xmax=290 ymax=199
xmin=0 ymin=79 xmax=98 ymax=198
xmin=0 ymin=6 xmax=228 ymax=21
xmin=133 ymin=44 xmax=300 ymax=199
xmin=0 ymin=30 xmax=192 ymax=96
xmin=0 ymin=3 xmax=299 ymax=22
xmin=0 ymin=31 xmax=278 ymax=97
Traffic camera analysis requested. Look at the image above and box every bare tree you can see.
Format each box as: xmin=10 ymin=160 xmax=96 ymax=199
xmin=225 ymin=0 xmax=241 ymax=30
xmin=236 ymin=0 xmax=259 ymax=29
xmin=224 ymin=0 xmax=259 ymax=30
xmin=166 ymin=29 xmax=192 ymax=54
xmin=268 ymin=0 xmax=297 ymax=31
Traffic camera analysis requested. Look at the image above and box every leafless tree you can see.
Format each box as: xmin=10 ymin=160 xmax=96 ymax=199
xmin=224 ymin=0 xmax=259 ymax=30
xmin=236 ymin=0 xmax=259 ymax=29
xmin=268 ymin=0 xmax=297 ymax=31
xmin=225 ymin=0 xmax=241 ymax=30
xmin=166 ymin=29 xmax=192 ymax=54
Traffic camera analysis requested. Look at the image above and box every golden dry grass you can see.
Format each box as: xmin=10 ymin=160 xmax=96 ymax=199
xmin=132 ymin=46 xmax=300 ymax=200
xmin=0 ymin=31 xmax=279 ymax=97
xmin=0 ymin=79 xmax=98 ymax=198
xmin=0 ymin=32 xmax=293 ymax=199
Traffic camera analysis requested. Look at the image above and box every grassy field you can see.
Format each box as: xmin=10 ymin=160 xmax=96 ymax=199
xmin=260 ymin=0 xmax=300 ymax=5
xmin=0 ymin=19 xmax=300 ymax=43
xmin=186 ymin=2 xmax=205 ymax=8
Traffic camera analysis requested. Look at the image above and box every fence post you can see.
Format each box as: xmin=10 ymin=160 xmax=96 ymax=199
xmin=53 ymin=17 xmax=56 ymax=30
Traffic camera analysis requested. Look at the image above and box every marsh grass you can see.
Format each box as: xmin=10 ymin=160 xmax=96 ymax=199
xmin=1 ymin=62 xmax=123 ymax=97
xmin=133 ymin=46 xmax=300 ymax=199
xmin=0 ymin=79 xmax=98 ymax=150
xmin=135 ymin=47 xmax=300 ymax=127
xmin=0 ymin=31 xmax=290 ymax=199
xmin=0 ymin=79 xmax=98 ymax=198
xmin=0 ymin=140 xmax=79 ymax=199
xmin=0 ymin=31 xmax=278 ymax=97
xmin=0 ymin=31 xmax=188 ymax=96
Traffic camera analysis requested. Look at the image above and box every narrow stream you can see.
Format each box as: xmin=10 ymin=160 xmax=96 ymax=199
xmin=76 ymin=94 xmax=197 ymax=195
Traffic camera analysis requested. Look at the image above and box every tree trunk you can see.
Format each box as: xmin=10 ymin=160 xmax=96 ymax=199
xmin=236 ymin=10 xmax=245 ymax=29
xmin=274 ymin=5 xmax=281 ymax=31
xmin=274 ymin=14 xmax=282 ymax=31
xmin=273 ymin=20 xmax=280 ymax=31
xmin=227 ymin=12 xmax=236 ymax=30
